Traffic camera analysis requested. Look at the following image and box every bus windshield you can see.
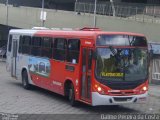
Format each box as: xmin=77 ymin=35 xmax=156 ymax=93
xmin=96 ymin=47 xmax=148 ymax=81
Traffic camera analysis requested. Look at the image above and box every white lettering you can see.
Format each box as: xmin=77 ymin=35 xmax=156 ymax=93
xmin=52 ymin=81 xmax=62 ymax=86
xmin=85 ymin=41 xmax=91 ymax=45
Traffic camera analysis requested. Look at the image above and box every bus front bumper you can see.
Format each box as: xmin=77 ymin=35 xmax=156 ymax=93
xmin=92 ymin=92 xmax=148 ymax=106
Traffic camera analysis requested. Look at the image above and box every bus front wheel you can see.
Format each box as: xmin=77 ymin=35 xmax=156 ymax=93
xmin=22 ymin=70 xmax=31 ymax=90
xmin=69 ymin=84 xmax=76 ymax=106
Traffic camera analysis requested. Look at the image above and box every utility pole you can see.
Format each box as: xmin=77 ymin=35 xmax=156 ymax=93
xmin=93 ymin=0 xmax=97 ymax=27
xmin=110 ymin=0 xmax=116 ymax=17
xmin=42 ymin=0 xmax=45 ymax=27
xmin=6 ymin=0 xmax=9 ymax=27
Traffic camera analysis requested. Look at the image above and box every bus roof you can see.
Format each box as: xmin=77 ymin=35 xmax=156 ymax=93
xmin=9 ymin=29 xmax=145 ymax=38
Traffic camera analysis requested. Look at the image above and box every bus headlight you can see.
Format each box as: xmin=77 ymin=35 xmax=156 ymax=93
xmin=97 ymin=87 xmax=102 ymax=92
xmin=139 ymin=86 xmax=148 ymax=94
xmin=142 ymin=86 xmax=147 ymax=91
xmin=94 ymin=84 xmax=105 ymax=94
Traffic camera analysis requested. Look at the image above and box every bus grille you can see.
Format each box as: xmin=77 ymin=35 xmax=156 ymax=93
xmin=107 ymin=83 xmax=139 ymax=90
xmin=99 ymin=79 xmax=144 ymax=90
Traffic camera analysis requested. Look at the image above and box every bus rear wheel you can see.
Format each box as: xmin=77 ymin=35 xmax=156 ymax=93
xmin=22 ymin=70 xmax=31 ymax=90
xmin=69 ymin=84 xmax=76 ymax=106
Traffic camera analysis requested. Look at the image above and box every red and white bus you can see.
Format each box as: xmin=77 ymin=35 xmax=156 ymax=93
xmin=6 ymin=27 xmax=149 ymax=106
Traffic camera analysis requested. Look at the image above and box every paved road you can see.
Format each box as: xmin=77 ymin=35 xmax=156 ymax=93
xmin=0 ymin=62 xmax=160 ymax=114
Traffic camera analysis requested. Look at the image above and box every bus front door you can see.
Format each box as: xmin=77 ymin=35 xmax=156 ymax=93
xmin=11 ymin=36 xmax=18 ymax=77
xmin=81 ymin=48 xmax=92 ymax=102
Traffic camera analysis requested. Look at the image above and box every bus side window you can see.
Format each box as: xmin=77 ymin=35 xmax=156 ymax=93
xmin=67 ymin=39 xmax=80 ymax=64
xmin=18 ymin=36 xmax=23 ymax=53
xmin=53 ymin=38 xmax=67 ymax=61
xmin=8 ymin=35 xmax=12 ymax=52
xmin=22 ymin=36 xmax=31 ymax=54
xmin=41 ymin=37 xmax=52 ymax=58
xmin=31 ymin=36 xmax=42 ymax=56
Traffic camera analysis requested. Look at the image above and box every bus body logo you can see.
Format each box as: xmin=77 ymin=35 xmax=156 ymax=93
xmin=28 ymin=57 xmax=51 ymax=78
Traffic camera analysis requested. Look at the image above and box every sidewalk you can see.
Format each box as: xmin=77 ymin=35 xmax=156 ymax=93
xmin=149 ymin=84 xmax=160 ymax=98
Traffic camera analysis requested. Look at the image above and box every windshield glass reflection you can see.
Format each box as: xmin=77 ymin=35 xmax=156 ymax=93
xmin=96 ymin=48 xmax=148 ymax=81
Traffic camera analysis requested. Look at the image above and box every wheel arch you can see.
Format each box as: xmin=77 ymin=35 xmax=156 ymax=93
xmin=64 ymin=79 xmax=74 ymax=97
xmin=21 ymin=67 xmax=27 ymax=76
xmin=21 ymin=66 xmax=34 ymax=85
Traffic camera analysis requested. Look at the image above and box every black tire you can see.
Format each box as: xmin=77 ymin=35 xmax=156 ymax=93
xmin=68 ymin=84 xmax=76 ymax=106
xmin=22 ymin=70 xmax=31 ymax=90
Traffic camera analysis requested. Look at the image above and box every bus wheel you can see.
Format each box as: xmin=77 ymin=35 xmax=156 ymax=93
xmin=69 ymin=84 xmax=76 ymax=106
xmin=22 ymin=70 xmax=31 ymax=90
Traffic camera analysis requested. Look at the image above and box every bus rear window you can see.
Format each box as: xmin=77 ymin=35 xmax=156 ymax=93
xmin=96 ymin=35 xmax=147 ymax=47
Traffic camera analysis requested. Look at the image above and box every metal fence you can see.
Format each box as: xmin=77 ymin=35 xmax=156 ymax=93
xmin=75 ymin=2 xmax=160 ymax=24
xmin=0 ymin=40 xmax=6 ymax=47
xmin=0 ymin=42 xmax=6 ymax=61
xmin=152 ymin=59 xmax=160 ymax=81
xmin=149 ymin=42 xmax=160 ymax=84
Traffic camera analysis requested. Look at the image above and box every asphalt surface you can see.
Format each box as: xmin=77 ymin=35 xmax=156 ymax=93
xmin=0 ymin=62 xmax=160 ymax=115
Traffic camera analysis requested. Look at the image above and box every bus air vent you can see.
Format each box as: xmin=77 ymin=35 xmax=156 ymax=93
xmin=113 ymin=97 xmax=133 ymax=102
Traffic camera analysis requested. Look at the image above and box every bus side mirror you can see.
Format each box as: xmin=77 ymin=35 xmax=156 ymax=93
xmin=93 ymin=51 xmax=97 ymax=60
